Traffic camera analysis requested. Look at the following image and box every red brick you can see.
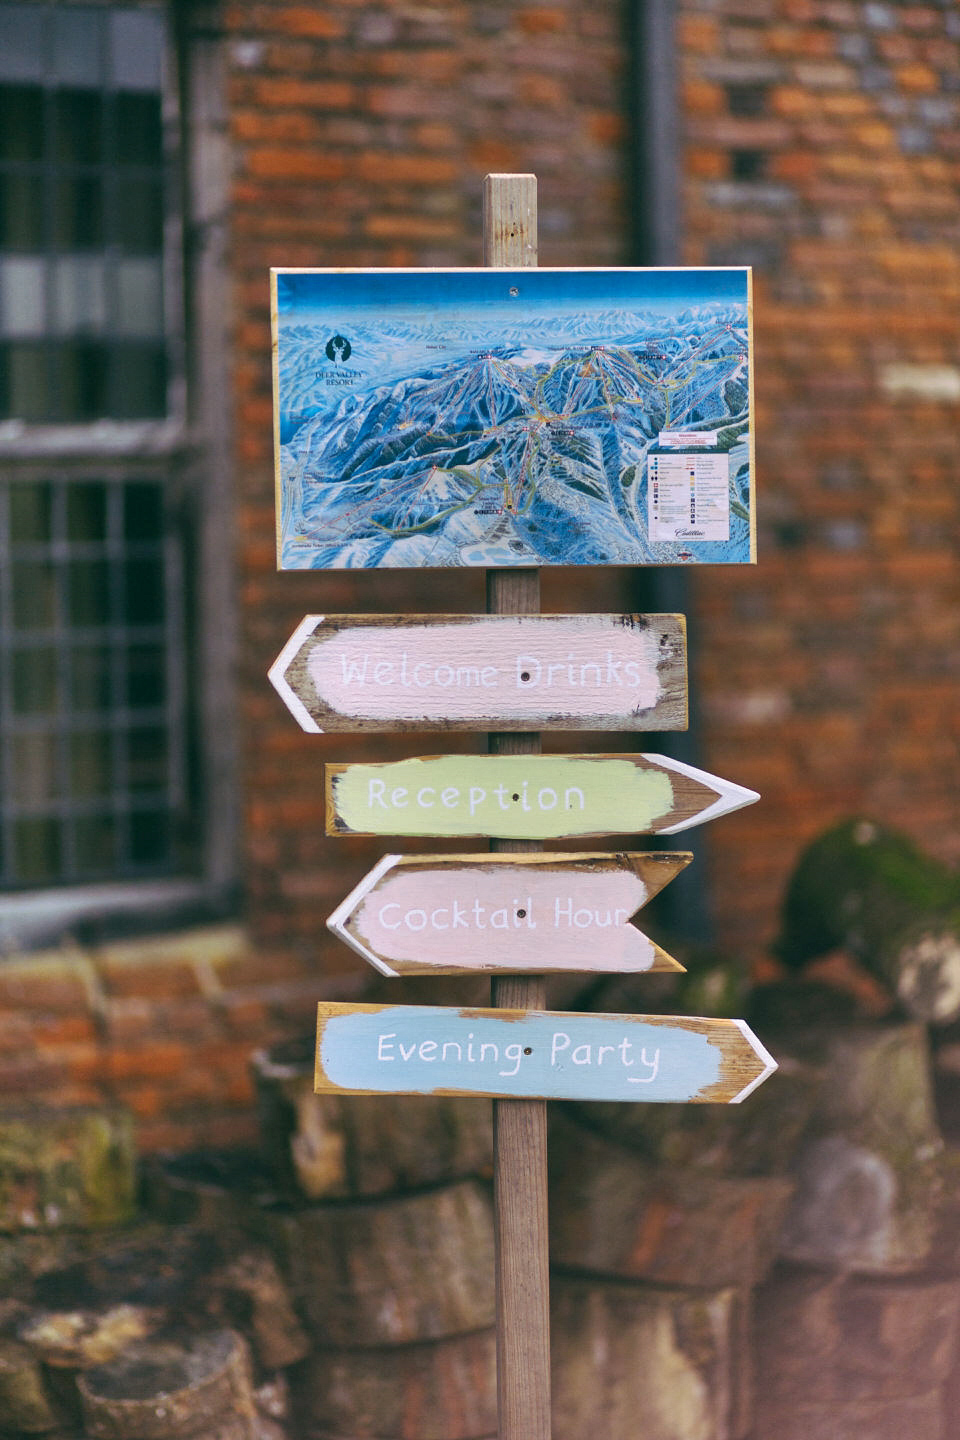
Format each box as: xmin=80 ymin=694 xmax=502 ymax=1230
xmin=245 ymin=147 xmax=349 ymax=181
xmin=250 ymin=77 xmax=355 ymax=110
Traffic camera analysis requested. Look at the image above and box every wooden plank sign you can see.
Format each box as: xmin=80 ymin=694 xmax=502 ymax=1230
xmin=326 ymin=851 xmax=690 ymax=977
xmin=314 ymin=1003 xmax=778 ymax=1104
xmin=268 ymin=613 xmax=687 ymax=733
xmin=325 ymin=752 xmax=759 ymax=839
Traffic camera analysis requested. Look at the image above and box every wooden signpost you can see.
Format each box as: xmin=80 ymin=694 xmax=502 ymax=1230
xmin=269 ymin=174 xmax=771 ymax=1440
xmin=314 ymin=1002 xmax=777 ymax=1105
xmin=326 ymin=851 xmax=690 ymax=977
xmin=268 ymin=612 xmax=687 ymax=733
xmin=325 ymin=752 xmax=759 ymax=839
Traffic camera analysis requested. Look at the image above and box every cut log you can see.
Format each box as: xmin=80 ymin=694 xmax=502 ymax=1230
xmin=548 ymin=1112 xmax=793 ymax=1289
xmin=19 ymin=1305 xmax=158 ymax=1372
xmin=77 ymin=1329 xmax=256 ymax=1440
xmin=756 ymin=1262 xmax=960 ymax=1405
xmin=776 ymin=818 xmax=960 ymax=1024
xmin=208 ymin=1249 xmax=309 ymax=1372
xmin=776 ymin=1021 xmax=943 ymax=1272
xmin=251 ymin=1036 xmax=491 ymax=1200
xmin=0 ymin=1336 xmax=62 ymax=1433
xmin=753 ymin=1389 xmax=944 ymax=1440
xmin=550 ymin=1274 xmax=736 ymax=1440
xmin=0 ymin=1107 xmax=136 ymax=1232
xmin=294 ymin=1328 xmax=497 ymax=1440
xmin=141 ymin=1151 xmax=277 ymax=1229
xmin=267 ymin=1178 xmax=495 ymax=1346
xmin=564 ymin=1045 xmax=817 ymax=1177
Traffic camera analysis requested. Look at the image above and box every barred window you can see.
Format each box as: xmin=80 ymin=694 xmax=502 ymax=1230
xmin=0 ymin=1 xmax=233 ymax=933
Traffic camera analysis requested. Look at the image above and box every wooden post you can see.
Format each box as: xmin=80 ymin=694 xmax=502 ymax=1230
xmin=483 ymin=172 xmax=552 ymax=1440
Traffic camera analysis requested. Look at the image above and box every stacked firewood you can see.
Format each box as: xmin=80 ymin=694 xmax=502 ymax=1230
xmin=748 ymin=818 xmax=960 ymax=1440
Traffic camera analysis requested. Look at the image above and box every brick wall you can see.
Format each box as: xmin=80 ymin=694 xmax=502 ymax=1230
xmin=678 ymin=0 xmax=960 ymax=963
xmin=0 ymin=926 xmax=334 ymax=1151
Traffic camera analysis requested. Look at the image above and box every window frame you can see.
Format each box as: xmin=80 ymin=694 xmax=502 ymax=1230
xmin=0 ymin=0 xmax=237 ymax=949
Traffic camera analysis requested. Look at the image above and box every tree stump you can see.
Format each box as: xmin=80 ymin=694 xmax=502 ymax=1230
xmin=77 ymin=1329 xmax=257 ymax=1440
xmin=548 ymin=1112 xmax=793 ymax=1289
xmin=267 ymin=1178 xmax=495 ymax=1346
xmin=293 ymin=1328 xmax=497 ymax=1440
xmin=563 ymin=1045 xmax=817 ymax=1177
xmin=777 ymin=818 xmax=960 ymax=1024
xmin=251 ymin=1037 xmax=491 ymax=1200
xmin=0 ymin=1336 xmax=62 ymax=1434
xmin=141 ymin=1151 xmax=276 ymax=1229
xmin=550 ymin=1275 xmax=737 ymax=1440
xmin=753 ymin=1389 xmax=944 ymax=1440
xmin=756 ymin=1262 xmax=960 ymax=1405
xmin=776 ymin=1022 xmax=943 ymax=1272
xmin=207 ymin=1248 xmax=309 ymax=1372
xmin=0 ymin=1108 xmax=136 ymax=1232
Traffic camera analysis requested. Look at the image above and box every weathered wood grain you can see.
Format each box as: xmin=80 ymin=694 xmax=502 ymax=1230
xmin=548 ymin=1110 xmax=793 ymax=1289
xmin=551 ymin=1275 xmax=737 ymax=1440
xmin=268 ymin=1178 xmax=494 ymax=1346
xmin=314 ymin=1002 xmax=777 ymax=1103
xmin=484 ymin=171 xmax=550 ymax=1440
xmin=326 ymin=850 xmax=691 ymax=977
xmin=269 ymin=612 xmax=687 ymax=733
xmin=325 ymin=751 xmax=759 ymax=838
xmin=295 ymin=1328 xmax=497 ymax=1440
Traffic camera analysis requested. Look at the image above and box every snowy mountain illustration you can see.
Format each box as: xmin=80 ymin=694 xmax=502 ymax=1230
xmin=276 ymin=297 xmax=752 ymax=569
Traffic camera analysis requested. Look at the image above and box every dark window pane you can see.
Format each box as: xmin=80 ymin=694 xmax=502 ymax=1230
xmin=109 ymin=341 xmax=166 ymax=418
xmin=0 ymin=173 xmax=44 ymax=248
xmin=67 ymin=557 xmax=111 ymax=624
xmin=12 ymin=732 xmax=58 ymax=803
xmin=10 ymin=480 xmax=51 ymax=541
xmin=73 ymin=814 xmax=116 ymax=873
xmin=128 ymin=725 xmax=167 ymax=792
xmin=12 ymin=647 xmax=58 ymax=713
xmin=12 ymin=560 xmax=55 ymax=626
xmin=0 ymin=84 xmax=44 ymax=160
xmin=123 ymin=555 xmax=164 ymax=624
xmin=70 ymin=644 xmax=112 ymax=709
xmin=114 ymin=177 xmax=162 ymax=252
xmin=53 ymin=175 xmax=103 ymax=247
xmin=51 ymin=339 xmax=108 ymax=420
xmin=66 ymin=481 xmax=107 ymax=541
xmin=53 ymin=89 xmax=103 ymax=162
xmin=123 ymin=481 xmax=163 ymax=540
xmin=115 ymin=92 xmax=162 ymax=164
xmin=13 ymin=817 xmax=62 ymax=884
xmin=1 ymin=341 xmax=49 ymax=422
xmin=126 ymin=642 xmax=165 ymax=707
xmin=130 ymin=808 xmax=169 ymax=865
xmin=70 ymin=729 xmax=112 ymax=796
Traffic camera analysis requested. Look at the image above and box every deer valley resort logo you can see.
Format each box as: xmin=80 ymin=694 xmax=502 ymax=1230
xmin=319 ymin=334 xmax=364 ymax=386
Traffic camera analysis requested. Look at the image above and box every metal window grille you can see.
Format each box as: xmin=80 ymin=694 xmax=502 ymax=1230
xmin=0 ymin=2 xmax=198 ymax=895
xmin=0 ymin=466 xmax=189 ymax=886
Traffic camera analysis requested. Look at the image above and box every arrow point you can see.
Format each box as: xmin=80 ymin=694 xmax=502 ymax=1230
xmin=642 ymin=754 xmax=760 ymax=834
xmin=729 ymin=1019 xmax=778 ymax=1102
xmin=269 ymin=615 xmax=325 ymax=733
xmin=625 ymin=919 xmax=686 ymax=973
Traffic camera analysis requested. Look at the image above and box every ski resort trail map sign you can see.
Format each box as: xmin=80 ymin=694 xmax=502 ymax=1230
xmin=272 ymin=267 xmax=756 ymax=570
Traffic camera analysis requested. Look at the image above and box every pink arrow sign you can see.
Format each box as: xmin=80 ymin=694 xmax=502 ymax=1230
xmin=327 ymin=851 xmax=690 ymax=977
xmin=268 ymin=613 xmax=687 ymax=733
